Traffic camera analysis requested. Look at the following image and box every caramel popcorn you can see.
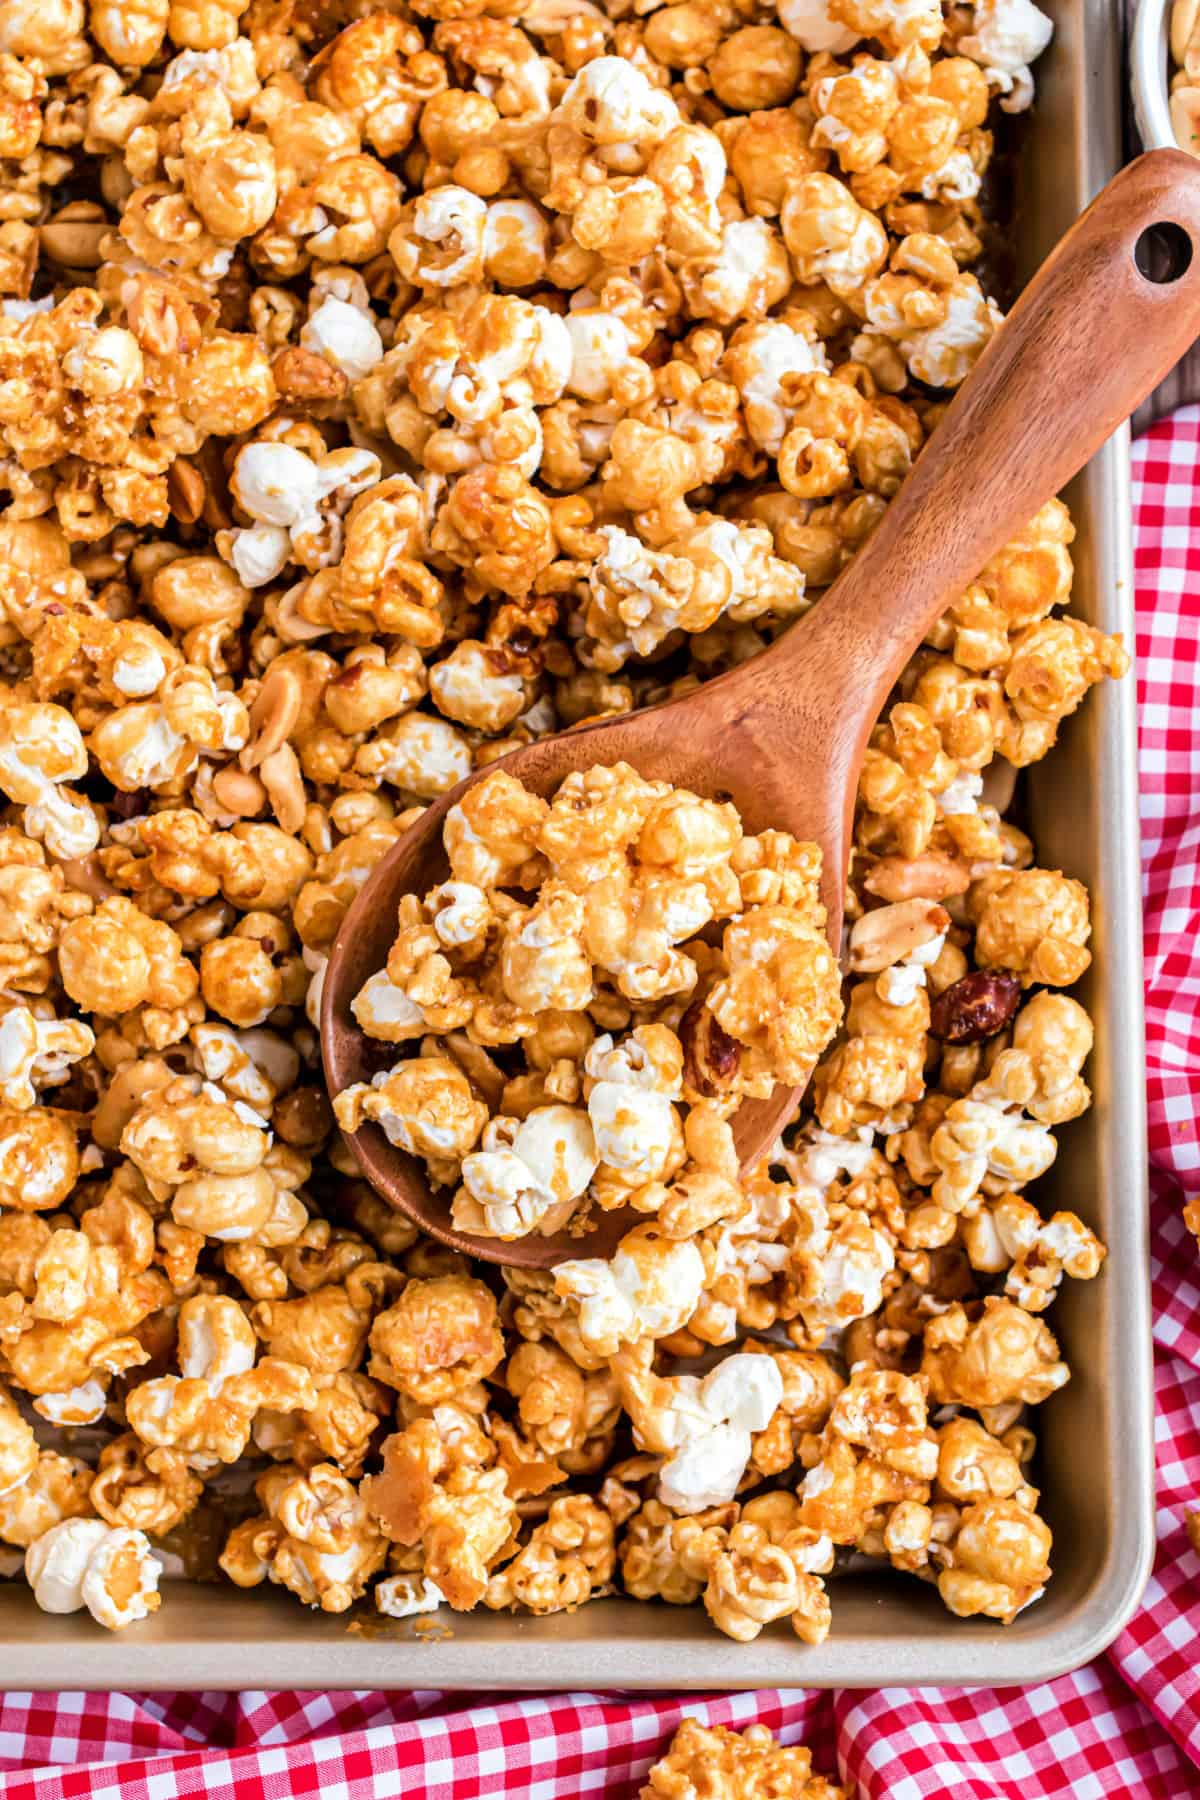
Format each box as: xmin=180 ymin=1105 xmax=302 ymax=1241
xmin=336 ymin=763 xmax=841 ymax=1239
xmin=0 ymin=0 xmax=1110 ymax=1647
xmin=484 ymin=1492 xmax=614 ymax=1613
xmin=220 ymin=1462 xmax=386 ymax=1612
xmin=25 ymin=1517 xmax=162 ymax=1631
xmin=641 ymin=1718 xmax=845 ymax=1800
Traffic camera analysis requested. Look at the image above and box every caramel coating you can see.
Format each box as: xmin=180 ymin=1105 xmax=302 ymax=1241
xmin=0 ymin=0 xmax=1105 ymax=1649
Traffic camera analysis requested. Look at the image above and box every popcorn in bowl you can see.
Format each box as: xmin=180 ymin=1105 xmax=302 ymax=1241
xmin=0 ymin=0 xmax=1123 ymax=1647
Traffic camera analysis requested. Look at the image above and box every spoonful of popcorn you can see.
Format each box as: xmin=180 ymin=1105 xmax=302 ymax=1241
xmin=323 ymin=150 xmax=1200 ymax=1270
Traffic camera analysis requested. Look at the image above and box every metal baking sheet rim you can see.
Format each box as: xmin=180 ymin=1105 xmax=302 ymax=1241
xmin=0 ymin=2 xmax=1155 ymax=1688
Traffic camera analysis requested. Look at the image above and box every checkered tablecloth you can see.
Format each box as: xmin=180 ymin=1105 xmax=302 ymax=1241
xmin=3 ymin=412 xmax=1200 ymax=1800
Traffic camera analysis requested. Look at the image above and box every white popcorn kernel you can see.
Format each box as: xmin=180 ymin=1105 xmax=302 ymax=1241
xmin=557 ymin=1236 xmax=705 ymax=1351
xmin=785 ymin=1126 xmax=878 ymax=1192
xmin=227 ymin=524 xmax=292 ymax=589
xmin=652 ymin=1354 xmax=784 ymax=1512
xmin=585 ymin=1032 xmax=681 ymax=1097
xmin=24 ymin=1518 xmax=111 ymax=1614
xmin=0 ymin=703 xmax=98 ymax=860
xmin=816 ymin=1218 xmax=896 ymax=1325
xmin=587 ymin=1080 xmax=676 ymax=1178
xmin=459 ymin=1105 xmax=597 ymax=1238
xmin=398 ymin=188 xmax=487 ymax=288
xmin=26 ymin=785 xmax=99 ymax=860
xmin=699 ymin=1353 xmax=783 ymax=1436
xmin=0 ymin=1007 xmax=94 ymax=1111
xmin=658 ymin=1421 xmax=751 ymax=1513
xmin=958 ymin=0 xmax=1053 ymax=111
xmin=33 ymin=1380 xmax=107 ymax=1427
xmin=376 ymin=1573 xmax=445 ymax=1619
xmin=565 ymin=311 xmax=635 ymax=402
xmin=177 ymin=1297 xmax=257 ymax=1392
xmin=778 ymin=0 xmax=862 ymax=52
xmin=878 ymin=963 xmax=927 ymax=1006
xmin=101 ymin=709 xmax=190 ymax=794
xmin=559 ymin=56 xmax=679 ymax=145
xmin=352 ymin=970 xmax=426 ymax=1040
xmin=372 ymin=714 xmax=472 ymax=799
xmin=232 ymin=443 xmax=323 ymax=530
xmin=26 ymin=1519 xmax=162 ymax=1630
xmin=936 ymin=772 xmax=984 ymax=815
xmin=921 ymin=148 xmax=981 ymax=205
xmin=111 ymin=645 xmax=167 ymax=699
xmin=301 ymin=296 xmax=385 ymax=382
xmin=429 ymin=882 xmax=490 ymax=947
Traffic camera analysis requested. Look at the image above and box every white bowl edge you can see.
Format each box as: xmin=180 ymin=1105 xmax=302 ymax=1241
xmin=1133 ymin=0 xmax=1177 ymax=149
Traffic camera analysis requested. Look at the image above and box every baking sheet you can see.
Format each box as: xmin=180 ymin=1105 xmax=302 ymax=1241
xmin=0 ymin=0 xmax=1155 ymax=1688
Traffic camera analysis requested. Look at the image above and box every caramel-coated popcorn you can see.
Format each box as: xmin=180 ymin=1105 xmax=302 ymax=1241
xmin=641 ymin=1718 xmax=845 ymax=1800
xmin=337 ymin=762 xmax=841 ymax=1238
xmin=0 ymin=0 xmax=1114 ymax=1647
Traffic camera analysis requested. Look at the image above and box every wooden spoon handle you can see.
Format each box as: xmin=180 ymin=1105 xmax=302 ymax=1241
xmin=772 ymin=148 xmax=1200 ymax=695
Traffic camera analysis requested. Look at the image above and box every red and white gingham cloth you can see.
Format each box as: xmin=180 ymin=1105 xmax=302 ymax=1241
xmin=4 ymin=413 xmax=1200 ymax=1800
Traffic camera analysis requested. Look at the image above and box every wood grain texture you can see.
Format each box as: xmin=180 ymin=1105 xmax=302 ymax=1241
xmin=323 ymin=150 xmax=1200 ymax=1269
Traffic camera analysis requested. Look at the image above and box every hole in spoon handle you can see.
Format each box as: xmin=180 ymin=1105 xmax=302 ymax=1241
xmin=1134 ymin=220 xmax=1194 ymax=283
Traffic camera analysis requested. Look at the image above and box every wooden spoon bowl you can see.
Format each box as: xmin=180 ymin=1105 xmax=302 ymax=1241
xmin=324 ymin=150 xmax=1200 ymax=1269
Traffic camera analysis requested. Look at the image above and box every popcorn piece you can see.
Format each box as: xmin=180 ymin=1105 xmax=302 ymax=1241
xmin=0 ymin=1005 xmax=94 ymax=1112
xmin=0 ymin=703 xmax=97 ymax=860
xmin=300 ymin=297 xmax=384 ymax=384
xmin=0 ymin=1451 xmax=92 ymax=1548
xmin=0 ymin=1386 xmax=38 ymax=1497
xmin=921 ymin=1299 xmax=1069 ymax=1414
xmin=125 ymin=1293 xmax=317 ymax=1468
xmin=968 ymin=867 xmax=1092 ymax=987
xmin=507 ymin=1341 xmax=620 ymax=1466
xmin=0 ymin=1108 xmax=78 ymax=1212
xmin=219 ymin=1463 xmax=386 ymax=1612
xmin=615 ymin=1343 xmax=784 ymax=1513
xmin=90 ymin=1435 xmax=202 ymax=1537
xmin=936 ymin=1496 xmax=1052 ymax=1622
xmin=25 ymin=1518 xmax=161 ymax=1631
xmin=58 ymin=900 xmax=198 ymax=1019
xmin=585 ymin=1030 xmax=682 ymax=1183
xmin=334 ymin=1056 xmax=489 ymax=1161
xmin=454 ymin=1105 xmax=597 ymax=1239
xmin=555 ymin=1224 xmax=707 ymax=1355
xmin=962 ymin=1192 xmax=1105 ymax=1311
xmin=641 ymin=1719 xmax=846 ymax=1799
xmin=363 ymin=1415 xmax=516 ymax=1609
xmin=958 ymin=0 xmax=1054 ymax=112
xmin=484 ymin=1493 xmax=614 ymax=1613
xmin=369 ymin=1275 xmax=504 ymax=1403
xmin=376 ymin=1571 xmax=445 ymax=1618
xmin=121 ymin=1077 xmax=307 ymax=1247
xmin=225 ymin=441 xmax=381 ymax=588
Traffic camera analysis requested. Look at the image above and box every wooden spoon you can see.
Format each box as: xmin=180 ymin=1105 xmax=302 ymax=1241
xmin=323 ymin=149 xmax=1200 ymax=1269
